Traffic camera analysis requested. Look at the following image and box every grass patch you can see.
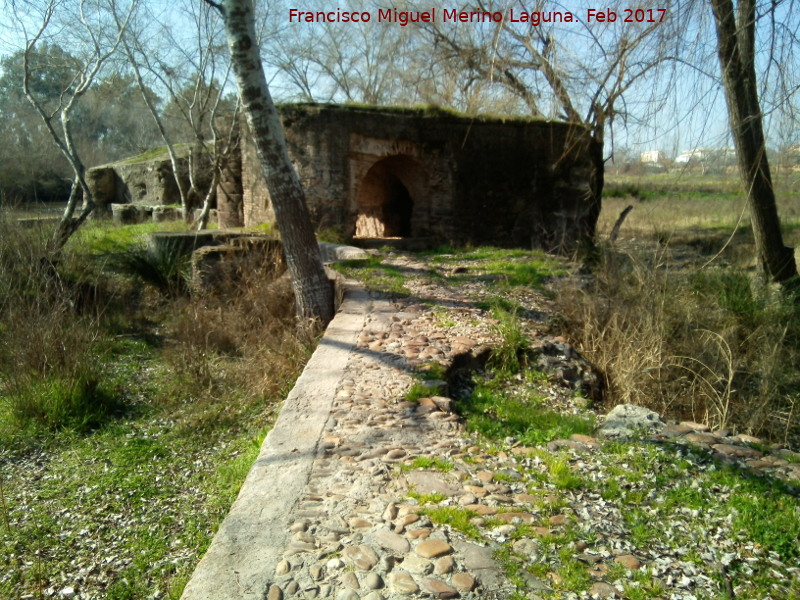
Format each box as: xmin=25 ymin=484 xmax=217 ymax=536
xmin=331 ymin=255 xmax=409 ymax=295
xmin=401 ymin=456 xmax=454 ymax=472
xmin=407 ymin=491 xmax=446 ymax=505
xmin=457 ymin=374 xmax=594 ymax=447
xmin=405 ymin=381 xmax=442 ymax=402
xmin=0 ymin=213 xmax=309 ymax=598
xmin=426 ymin=246 xmax=565 ymax=289
xmin=421 ymin=506 xmax=481 ymax=539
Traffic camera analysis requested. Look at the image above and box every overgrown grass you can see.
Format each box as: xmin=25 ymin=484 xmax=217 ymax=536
xmin=0 ymin=213 xmax=309 ymax=598
xmin=453 ymin=302 xmax=594 ymax=446
xmin=555 ymin=246 xmax=800 ymax=441
xmin=331 ymin=255 xmax=409 ymax=295
xmin=427 ymin=246 xmax=565 ymax=289
xmin=458 ymin=374 xmax=594 ymax=446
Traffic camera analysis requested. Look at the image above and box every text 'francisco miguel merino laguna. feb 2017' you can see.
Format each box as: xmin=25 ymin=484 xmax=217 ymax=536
xmin=287 ymin=7 xmax=668 ymax=26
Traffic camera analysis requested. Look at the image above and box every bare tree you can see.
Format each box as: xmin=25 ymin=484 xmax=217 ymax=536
xmin=112 ymin=0 xmax=239 ymax=229
xmin=13 ymin=0 xmax=134 ymax=250
xmin=204 ymin=0 xmax=333 ymax=327
xmin=710 ymin=0 xmax=797 ymax=283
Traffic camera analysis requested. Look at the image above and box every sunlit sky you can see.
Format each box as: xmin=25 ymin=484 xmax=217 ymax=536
xmin=2 ymin=0 xmax=797 ymax=161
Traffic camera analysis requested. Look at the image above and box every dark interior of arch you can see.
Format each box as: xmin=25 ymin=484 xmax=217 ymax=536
xmin=355 ymin=155 xmax=421 ymax=238
xmin=383 ymin=174 xmax=413 ymax=237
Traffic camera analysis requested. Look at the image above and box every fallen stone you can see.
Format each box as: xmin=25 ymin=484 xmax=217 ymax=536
xmin=405 ymin=471 xmax=462 ymax=497
xmin=364 ymin=572 xmax=383 ymax=590
xmin=464 ymin=504 xmax=498 ymax=516
xmin=406 ymin=528 xmax=431 ymax=540
xmin=684 ymin=432 xmax=719 ymax=445
xmin=341 ymin=572 xmax=360 ymax=590
xmin=267 ymin=584 xmax=283 ymax=600
xmin=513 ymin=493 xmax=537 ymax=504
xmin=371 ymin=530 xmax=411 ymax=554
xmin=401 ymin=554 xmax=432 ymax=575
xmin=589 ymin=581 xmax=621 ymax=597
xmin=597 ymin=404 xmax=665 ymax=439
xmin=434 ymin=555 xmax=455 ymax=575
xmin=614 ymin=554 xmax=642 ymax=570
xmin=494 ymin=512 xmax=535 ymax=523
xmin=711 ymin=443 xmax=764 ymax=459
xmin=452 ymin=572 xmax=476 ymax=592
xmin=680 ymin=420 xmax=709 ymax=431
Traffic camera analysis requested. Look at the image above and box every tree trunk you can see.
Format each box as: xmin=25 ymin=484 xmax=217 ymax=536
xmin=215 ymin=0 xmax=334 ymax=327
xmin=710 ymin=0 xmax=797 ymax=283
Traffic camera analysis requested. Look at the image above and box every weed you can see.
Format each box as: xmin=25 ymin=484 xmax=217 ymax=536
xmin=487 ymin=299 xmax=530 ymax=374
xmin=110 ymin=246 xmax=190 ymax=296
xmin=402 ymin=456 xmax=454 ymax=472
xmin=405 ymin=382 xmax=437 ymax=402
xmin=417 ymin=362 xmax=447 ymax=381
xmin=421 ymin=506 xmax=480 ymax=538
xmin=407 ymin=491 xmax=446 ymax=505
xmin=4 ymin=368 xmax=119 ymax=436
xmin=331 ymin=255 xmax=408 ymax=295
xmin=0 ymin=214 xmax=309 ymax=598
xmin=555 ymin=247 xmax=800 ymax=441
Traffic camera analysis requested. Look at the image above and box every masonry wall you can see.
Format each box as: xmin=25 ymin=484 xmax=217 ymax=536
xmin=242 ymin=104 xmax=600 ymax=250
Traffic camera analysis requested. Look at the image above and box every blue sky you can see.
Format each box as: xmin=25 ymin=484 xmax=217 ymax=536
xmin=2 ymin=0 xmax=797 ymax=160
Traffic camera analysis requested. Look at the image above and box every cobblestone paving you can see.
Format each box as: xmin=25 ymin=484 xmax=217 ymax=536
xmin=261 ymin=254 xmax=800 ymax=600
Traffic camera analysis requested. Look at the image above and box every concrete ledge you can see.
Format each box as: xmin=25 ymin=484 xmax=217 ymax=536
xmin=180 ymin=279 xmax=369 ymax=600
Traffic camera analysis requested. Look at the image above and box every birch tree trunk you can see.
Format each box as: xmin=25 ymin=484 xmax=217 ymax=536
xmin=209 ymin=0 xmax=333 ymax=327
xmin=710 ymin=0 xmax=797 ymax=283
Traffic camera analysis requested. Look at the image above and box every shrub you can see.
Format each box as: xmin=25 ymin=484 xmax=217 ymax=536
xmin=5 ymin=369 xmax=121 ymax=433
xmin=555 ymin=245 xmax=800 ymax=441
xmin=487 ymin=298 xmax=530 ymax=375
xmin=0 ymin=216 xmax=126 ymax=442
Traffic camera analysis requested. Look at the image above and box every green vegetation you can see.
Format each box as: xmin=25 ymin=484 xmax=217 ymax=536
xmin=453 ymin=436 xmax=800 ymax=599
xmin=450 ymin=302 xmax=594 ymax=446
xmin=556 ymin=248 xmax=800 ymax=438
xmin=401 ymin=456 xmax=454 ymax=473
xmin=331 ymin=255 xmax=409 ymax=295
xmin=0 ymin=215 xmax=308 ymax=598
xmin=282 ymin=101 xmax=550 ymax=123
xmin=427 ymin=246 xmax=565 ymax=289
xmin=421 ymin=506 xmax=481 ymax=539
xmin=407 ymin=491 xmax=447 ymax=505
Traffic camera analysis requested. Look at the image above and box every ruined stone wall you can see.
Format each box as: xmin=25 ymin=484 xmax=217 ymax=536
xmin=238 ymin=104 xmax=600 ymax=249
xmin=87 ymin=151 xmax=214 ymax=218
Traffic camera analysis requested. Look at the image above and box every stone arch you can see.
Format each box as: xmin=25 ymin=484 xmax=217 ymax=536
xmin=354 ymin=155 xmax=426 ymax=238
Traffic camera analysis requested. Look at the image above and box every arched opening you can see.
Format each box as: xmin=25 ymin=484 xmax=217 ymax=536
xmin=383 ymin=174 xmax=413 ymax=236
xmin=354 ymin=155 xmax=423 ymax=238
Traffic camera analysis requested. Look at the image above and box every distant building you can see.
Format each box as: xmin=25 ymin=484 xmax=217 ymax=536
xmin=674 ymin=147 xmax=736 ymax=170
xmin=639 ymin=150 xmax=666 ymax=165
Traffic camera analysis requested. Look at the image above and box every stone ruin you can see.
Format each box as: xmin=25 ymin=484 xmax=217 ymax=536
xmin=86 ymin=146 xmax=214 ymax=223
xmin=232 ymin=104 xmax=601 ymax=251
xmin=87 ymin=103 xmax=601 ymax=251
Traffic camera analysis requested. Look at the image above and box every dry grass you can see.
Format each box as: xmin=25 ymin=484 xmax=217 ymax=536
xmin=557 ymin=247 xmax=800 ymax=442
xmin=0 ymin=219 xmax=124 ymax=441
xmin=558 ymin=176 xmax=800 ymax=446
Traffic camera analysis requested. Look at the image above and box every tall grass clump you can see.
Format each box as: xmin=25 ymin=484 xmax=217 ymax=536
xmin=487 ymin=298 xmax=530 ymax=374
xmin=555 ymin=246 xmax=800 ymax=443
xmin=159 ymin=258 xmax=310 ymax=438
xmin=0 ymin=217 xmax=122 ymax=443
